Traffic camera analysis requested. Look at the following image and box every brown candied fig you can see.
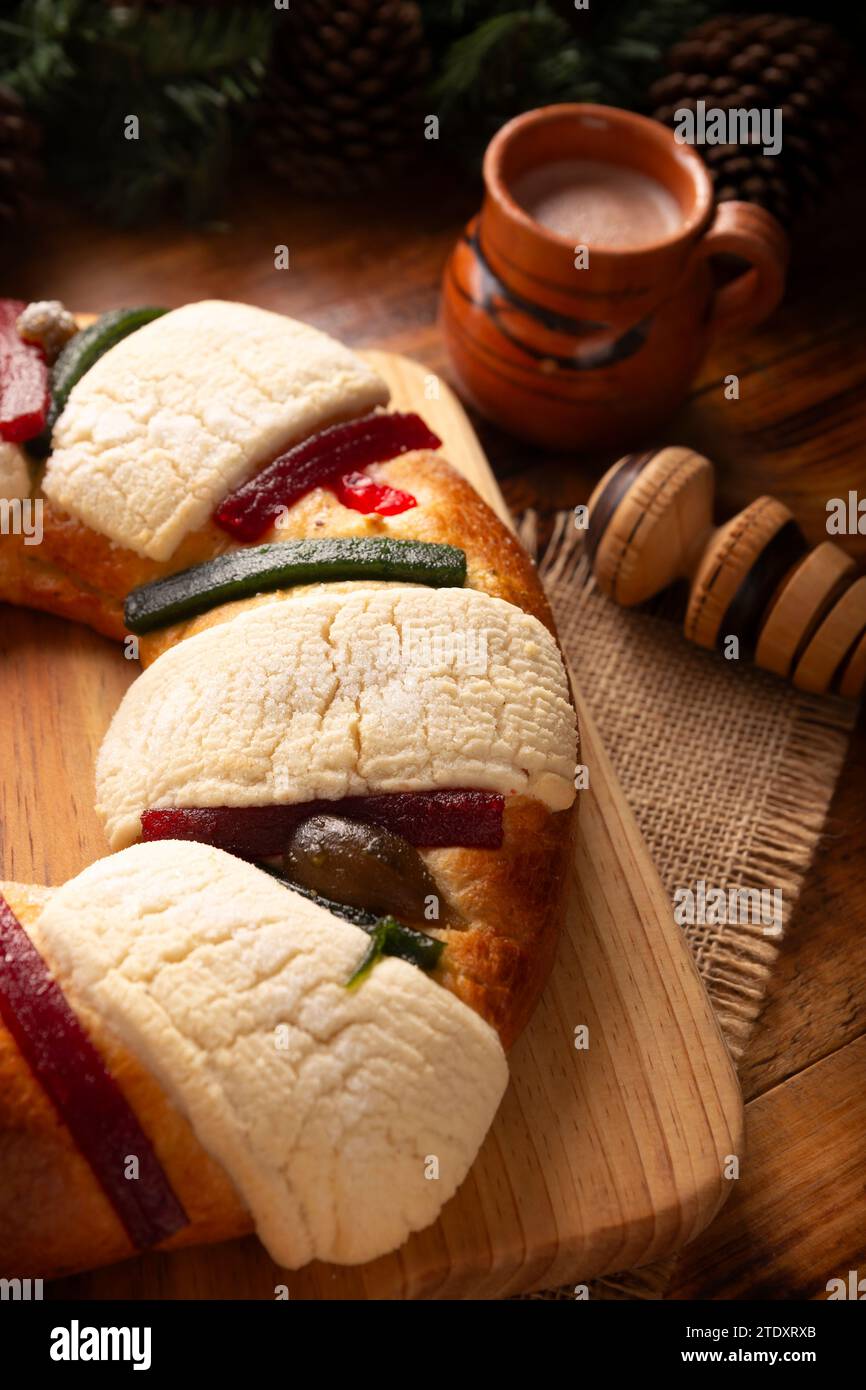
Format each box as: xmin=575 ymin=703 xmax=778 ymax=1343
xmin=283 ymin=815 xmax=457 ymax=928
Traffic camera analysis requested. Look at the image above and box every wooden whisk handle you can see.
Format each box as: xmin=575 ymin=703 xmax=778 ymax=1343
xmin=586 ymin=448 xmax=866 ymax=700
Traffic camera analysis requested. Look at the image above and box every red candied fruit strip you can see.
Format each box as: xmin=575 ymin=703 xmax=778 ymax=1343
xmin=215 ymin=411 xmax=440 ymax=541
xmin=0 ymin=894 xmax=189 ymax=1249
xmin=141 ymin=790 xmax=505 ymax=859
xmin=0 ymin=299 xmax=50 ymax=444
xmin=334 ymin=470 xmax=417 ymax=516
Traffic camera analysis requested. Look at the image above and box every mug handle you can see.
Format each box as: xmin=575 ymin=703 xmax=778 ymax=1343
xmin=696 ymin=201 xmax=789 ymax=336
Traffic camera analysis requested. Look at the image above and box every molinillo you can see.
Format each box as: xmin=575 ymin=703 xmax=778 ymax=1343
xmin=0 ymin=299 xmax=579 ymax=1278
xmin=586 ymin=447 xmax=866 ymax=700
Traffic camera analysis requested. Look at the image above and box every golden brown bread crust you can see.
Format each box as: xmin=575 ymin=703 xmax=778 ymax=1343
xmin=2 ymin=452 xmax=553 ymax=646
xmin=0 ymin=534 xmax=124 ymax=639
xmin=429 ymin=797 xmax=574 ymax=1051
xmin=0 ymin=885 xmax=251 ymax=1280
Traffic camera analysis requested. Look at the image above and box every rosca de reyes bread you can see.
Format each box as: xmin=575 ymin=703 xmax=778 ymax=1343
xmin=0 ymin=299 xmax=550 ymax=639
xmin=0 ymin=841 xmax=507 ymax=1278
xmin=95 ymin=581 xmax=577 ymax=1047
xmin=0 ymin=297 xmax=579 ymax=1279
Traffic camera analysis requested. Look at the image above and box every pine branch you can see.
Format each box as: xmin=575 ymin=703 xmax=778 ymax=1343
xmin=422 ymin=0 xmax=727 ymax=164
xmin=431 ymin=11 xmax=543 ymax=111
xmin=0 ymin=0 xmax=274 ymax=224
xmin=430 ymin=4 xmax=578 ymax=124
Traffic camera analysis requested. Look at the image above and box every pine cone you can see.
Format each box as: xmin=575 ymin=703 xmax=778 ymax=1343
xmin=0 ymin=84 xmax=42 ymax=233
xmin=258 ymin=0 xmax=430 ymax=196
xmin=650 ymin=13 xmax=852 ymax=224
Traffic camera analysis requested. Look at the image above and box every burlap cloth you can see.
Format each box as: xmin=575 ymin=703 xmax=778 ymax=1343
xmin=515 ymin=511 xmax=858 ymax=1301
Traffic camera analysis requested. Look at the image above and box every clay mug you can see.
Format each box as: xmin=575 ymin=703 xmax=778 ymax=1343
xmin=441 ymin=104 xmax=789 ymax=452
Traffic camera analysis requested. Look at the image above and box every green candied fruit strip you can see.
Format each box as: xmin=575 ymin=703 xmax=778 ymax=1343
xmin=256 ymin=866 xmax=444 ymax=984
xmin=123 ymin=536 xmax=467 ymax=634
xmin=345 ymin=916 xmax=444 ymax=989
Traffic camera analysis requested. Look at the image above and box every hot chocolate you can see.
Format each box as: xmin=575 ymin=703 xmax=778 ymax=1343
xmin=442 ymin=103 xmax=787 ymax=449
xmin=511 ymin=157 xmax=682 ymax=249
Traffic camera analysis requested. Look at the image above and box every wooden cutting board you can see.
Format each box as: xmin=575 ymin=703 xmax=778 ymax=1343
xmin=0 ymin=351 xmax=742 ymax=1300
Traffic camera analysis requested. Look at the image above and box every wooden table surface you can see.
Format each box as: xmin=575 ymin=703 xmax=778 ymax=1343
xmin=5 ymin=171 xmax=866 ymax=1301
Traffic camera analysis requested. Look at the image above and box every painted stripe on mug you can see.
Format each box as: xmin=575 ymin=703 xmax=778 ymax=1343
xmin=468 ymin=232 xmax=610 ymax=333
xmin=443 ymin=289 xmax=623 ymax=407
xmin=449 ymin=256 xmax=653 ymax=375
xmin=477 ymin=228 xmax=653 ymax=302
